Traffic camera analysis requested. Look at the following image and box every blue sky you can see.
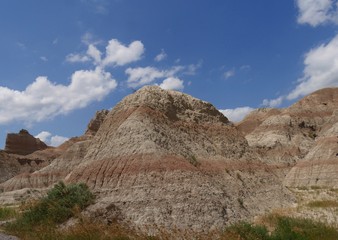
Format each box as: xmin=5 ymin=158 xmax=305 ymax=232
xmin=1 ymin=0 xmax=338 ymax=148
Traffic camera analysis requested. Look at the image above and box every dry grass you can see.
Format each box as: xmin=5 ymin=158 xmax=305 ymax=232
xmin=307 ymin=200 xmax=338 ymax=208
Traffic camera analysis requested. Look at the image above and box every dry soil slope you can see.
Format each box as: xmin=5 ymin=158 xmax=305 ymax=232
xmin=238 ymin=88 xmax=338 ymax=188
xmin=63 ymin=86 xmax=291 ymax=231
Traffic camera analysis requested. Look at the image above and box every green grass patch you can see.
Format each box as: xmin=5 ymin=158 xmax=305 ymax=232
xmin=0 ymin=207 xmax=17 ymax=221
xmin=223 ymin=216 xmax=338 ymax=240
xmin=5 ymin=181 xmax=94 ymax=238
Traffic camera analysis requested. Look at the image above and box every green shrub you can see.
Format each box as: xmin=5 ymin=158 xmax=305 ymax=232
xmin=223 ymin=216 xmax=338 ymax=240
xmin=271 ymin=217 xmax=338 ymax=240
xmin=223 ymin=222 xmax=270 ymax=240
xmin=0 ymin=207 xmax=17 ymax=220
xmin=6 ymin=181 xmax=94 ymax=234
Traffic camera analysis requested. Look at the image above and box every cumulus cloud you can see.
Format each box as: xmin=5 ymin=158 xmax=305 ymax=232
xmin=35 ymin=131 xmax=69 ymax=147
xmin=159 ymin=77 xmax=184 ymax=91
xmin=296 ymin=0 xmax=338 ymax=26
xmin=154 ymin=49 xmax=167 ymax=62
xmin=261 ymin=33 xmax=338 ymax=106
xmin=67 ymin=39 xmax=144 ymax=67
xmin=87 ymin=44 xmax=102 ymax=64
xmin=219 ymin=107 xmax=255 ymax=122
xmin=0 ymin=67 xmax=117 ymax=124
xmin=50 ymin=135 xmax=69 ymax=147
xmin=35 ymin=131 xmax=52 ymax=143
xmin=126 ymin=67 xmax=164 ymax=87
xmin=126 ymin=66 xmax=185 ymax=88
xmin=102 ymin=39 xmax=144 ymax=67
xmin=287 ymin=34 xmax=338 ymax=100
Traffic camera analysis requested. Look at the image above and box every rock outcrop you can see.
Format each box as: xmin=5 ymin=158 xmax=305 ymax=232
xmin=85 ymin=110 xmax=109 ymax=136
xmin=4 ymin=129 xmax=48 ymax=155
xmin=0 ymin=86 xmax=292 ymax=232
xmin=238 ymin=88 xmax=338 ymax=188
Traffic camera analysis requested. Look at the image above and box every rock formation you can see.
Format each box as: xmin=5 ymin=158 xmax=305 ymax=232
xmin=85 ymin=110 xmax=109 ymax=136
xmin=4 ymin=129 xmax=48 ymax=155
xmin=0 ymin=86 xmax=292 ymax=232
xmin=238 ymin=88 xmax=338 ymax=188
xmin=2 ymin=86 xmax=338 ymax=232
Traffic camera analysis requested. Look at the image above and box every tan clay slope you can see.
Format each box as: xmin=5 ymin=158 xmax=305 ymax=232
xmin=284 ymin=110 xmax=338 ymax=188
xmin=63 ymin=86 xmax=291 ymax=231
xmin=238 ymin=87 xmax=338 ymax=188
xmin=1 ymin=86 xmax=292 ymax=231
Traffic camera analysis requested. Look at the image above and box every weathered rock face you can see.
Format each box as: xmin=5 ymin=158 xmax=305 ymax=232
xmin=64 ymin=86 xmax=291 ymax=231
xmin=283 ymin=109 xmax=338 ymax=188
xmin=85 ymin=110 xmax=109 ymax=136
xmin=0 ymin=151 xmax=21 ymax=183
xmin=4 ymin=129 xmax=48 ymax=155
xmin=238 ymin=88 xmax=338 ymax=188
xmin=0 ymin=108 xmax=106 ymax=191
xmin=0 ymin=86 xmax=292 ymax=232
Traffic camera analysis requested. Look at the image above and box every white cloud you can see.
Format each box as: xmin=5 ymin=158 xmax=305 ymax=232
xmin=0 ymin=67 xmax=117 ymax=124
xmin=159 ymin=77 xmax=184 ymax=91
xmin=35 ymin=131 xmax=69 ymax=147
xmin=224 ymin=69 xmax=235 ymax=79
xmin=219 ymin=107 xmax=255 ymax=122
xmin=296 ymin=0 xmax=338 ymax=26
xmin=260 ymin=33 xmax=338 ymax=106
xmin=50 ymin=135 xmax=69 ymax=147
xmin=126 ymin=66 xmax=185 ymax=88
xmin=67 ymin=39 xmax=144 ymax=67
xmin=66 ymin=53 xmax=90 ymax=63
xmin=102 ymin=39 xmax=144 ymax=67
xmin=35 ymin=131 xmax=52 ymax=143
xmin=287 ymin=34 xmax=338 ymax=100
xmin=154 ymin=49 xmax=167 ymax=62
xmin=87 ymin=44 xmax=102 ymax=64
xmin=126 ymin=67 xmax=164 ymax=87
xmin=262 ymin=96 xmax=284 ymax=108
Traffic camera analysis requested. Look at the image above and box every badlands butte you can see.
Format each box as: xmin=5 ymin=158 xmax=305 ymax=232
xmin=0 ymin=86 xmax=338 ymax=231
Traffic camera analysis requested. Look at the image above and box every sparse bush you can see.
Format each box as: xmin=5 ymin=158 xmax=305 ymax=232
xmin=223 ymin=216 xmax=338 ymax=240
xmin=223 ymin=222 xmax=270 ymax=240
xmin=5 ymin=181 xmax=94 ymax=235
xmin=188 ymin=155 xmax=200 ymax=167
xmin=307 ymin=200 xmax=338 ymax=208
xmin=0 ymin=207 xmax=17 ymax=220
xmin=271 ymin=217 xmax=338 ymax=240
